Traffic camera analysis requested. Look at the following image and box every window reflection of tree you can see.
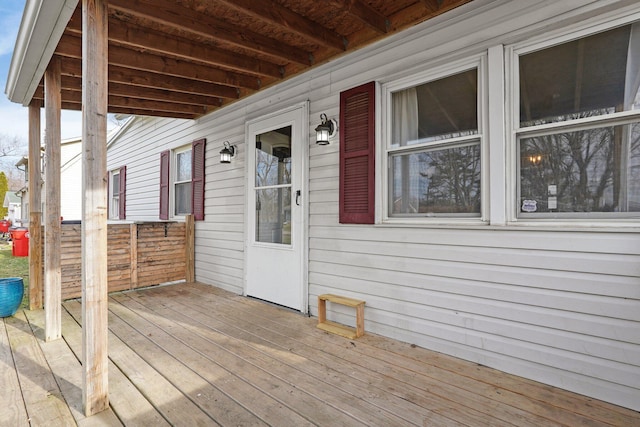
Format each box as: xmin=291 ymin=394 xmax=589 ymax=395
xmin=520 ymin=112 xmax=640 ymax=212
xmin=419 ymin=144 xmax=481 ymax=213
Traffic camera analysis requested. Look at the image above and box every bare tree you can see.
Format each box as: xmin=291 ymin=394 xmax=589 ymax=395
xmin=0 ymin=133 xmax=26 ymax=157
xmin=0 ymin=133 xmax=28 ymax=190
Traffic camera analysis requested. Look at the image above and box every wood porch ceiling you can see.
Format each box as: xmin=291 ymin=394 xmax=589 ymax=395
xmin=29 ymin=0 xmax=473 ymax=119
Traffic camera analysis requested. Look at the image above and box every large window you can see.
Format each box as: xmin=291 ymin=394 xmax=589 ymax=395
xmin=516 ymin=24 xmax=640 ymax=217
xmin=385 ymin=62 xmax=483 ymax=218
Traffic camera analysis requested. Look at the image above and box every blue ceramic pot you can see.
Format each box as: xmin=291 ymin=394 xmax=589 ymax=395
xmin=0 ymin=277 xmax=24 ymax=317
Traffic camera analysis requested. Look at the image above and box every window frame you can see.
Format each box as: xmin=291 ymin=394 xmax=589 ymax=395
xmin=507 ymin=20 xmax=640 ymax=222
xmin=379 ymin=55 xmax=489 ymax=225
xmin=108 ymin=166 xmax=125 ymax=220
xmin=109 ymin=169 xmax=120 ymax=219
xmin=172 ymin=144 xmax=193 ymax=218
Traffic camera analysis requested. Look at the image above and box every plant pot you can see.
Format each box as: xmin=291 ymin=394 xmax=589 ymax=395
xmin=0 ymin=277 xmax=24 ymax=317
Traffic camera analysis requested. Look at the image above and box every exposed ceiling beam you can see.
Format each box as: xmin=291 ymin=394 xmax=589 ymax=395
xmin=34 ymin=86 xmax=209 ymax=114
xmin=56 ymin=34 xmax=261 ymax=90
xmin=107 ymin=0 xmax=313 ymax=65
xmin=340 ymin=0 xmax=389 ymax=34
xmin=47 ymin=76 xmax=225 ymax=107
xmin=65 ymin=10 xmax=284 ymax=79
xmin=215 ymin=0 xmax=347 ymax=51
xmin=58 ymin=58 xmax=242 ymax=100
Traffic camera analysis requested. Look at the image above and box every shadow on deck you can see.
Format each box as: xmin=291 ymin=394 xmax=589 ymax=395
xmin=2 ymin=282 xmax=639 ymax=426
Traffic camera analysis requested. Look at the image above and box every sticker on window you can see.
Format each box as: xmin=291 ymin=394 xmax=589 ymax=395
xmin=521 ymin=199 xmax=537 ymax=212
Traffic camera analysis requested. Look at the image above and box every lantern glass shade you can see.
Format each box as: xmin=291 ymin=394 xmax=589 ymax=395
xmin=315 ymin=124 xmax=331 ymax=145
xmin=219 ymin=142 xmax=235 ymax=163
xmin=315 ymin=113 xmax=335 ymax=145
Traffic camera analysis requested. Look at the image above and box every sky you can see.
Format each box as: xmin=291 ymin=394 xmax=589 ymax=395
xmin=0 ymin=0 xmax=83 ymax=153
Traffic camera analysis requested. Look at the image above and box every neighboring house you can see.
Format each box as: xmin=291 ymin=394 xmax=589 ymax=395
xmin=105 ymin=0 xmax=640 ymax=412
xmin=3 ymin=191 xmax=21 ymax=224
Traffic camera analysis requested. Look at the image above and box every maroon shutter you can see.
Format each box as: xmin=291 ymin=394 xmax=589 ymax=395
xmin=118 ymin=165 xmax=126 ymax=220
xmin=339 ymin=81 xmax=376 ymax=224
xmin=191 ymin=138 xmax=206 ymax=221
xmin=159 ymin=150 xmax=170 ymax=220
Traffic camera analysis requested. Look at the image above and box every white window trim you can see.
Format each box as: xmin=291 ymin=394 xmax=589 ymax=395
xmin=171 ymin=144 xmax=192 ymax=219
xmin=378 ymin=54 xmax=489 ymax=226
xmin=505 ymin=15 xmax=640 ymax=226
xmin=109 ymin=169 xmax=120 ymax=220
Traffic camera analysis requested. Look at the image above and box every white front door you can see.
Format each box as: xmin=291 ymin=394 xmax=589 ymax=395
xmin=246 ymin=103 xmax=307 ymax=311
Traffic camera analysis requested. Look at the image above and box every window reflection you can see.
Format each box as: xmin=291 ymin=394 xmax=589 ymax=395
xmin=254 ymin=126 xmax=293 ymax=244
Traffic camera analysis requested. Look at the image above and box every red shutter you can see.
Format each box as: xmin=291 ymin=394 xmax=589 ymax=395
xmin=339 ymin=81 xmax=376 ymax=224
xmin=118 ymin=165 xmax=126 ymax=220
xmin=159 ymin=150 xmax=170 ymax=220
xmin=191 ymin=138 xmax=206 ymax=221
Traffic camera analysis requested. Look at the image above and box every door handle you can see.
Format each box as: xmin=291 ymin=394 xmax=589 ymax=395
xmin=295 ymin=190 xmax=301 ymax=206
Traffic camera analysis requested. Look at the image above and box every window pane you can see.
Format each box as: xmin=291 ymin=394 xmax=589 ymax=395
xmin=519 ymin=25 xmax=640 ymax=126
xmin=112 ymin=173 xmax=119 ymax=195
xmin=255 ymin=188 xmax=291 ymax=244
xmin=176 ymin=150 xmax=192 ymax=182
xmin=519 ymin=123 xmax=640 ymax=214
xmin=391 ymin=69 xmax=478 ymax=147
xmin=175 ymin=182 xmax=191 ymax=215
xmin=390 ymin=143 xmax=481 ymax=215
xmin=110 ymin=197 xmax=119 ymax=219
xmin=255 ymin=127 xmax=292 ymax=187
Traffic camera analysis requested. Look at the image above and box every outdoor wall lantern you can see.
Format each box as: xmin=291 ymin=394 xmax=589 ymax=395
xmin=315 ymin=113 xmax=337 ymax=145
xmin=219 ymin=141 xmax=236 ymax=164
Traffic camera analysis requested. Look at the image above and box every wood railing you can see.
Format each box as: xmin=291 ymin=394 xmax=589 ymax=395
xmin=44 ymin=219 xmax=194 ymax=300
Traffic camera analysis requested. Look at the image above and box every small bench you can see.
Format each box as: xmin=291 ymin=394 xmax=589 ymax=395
xmin=317 ymin=294 xmax=365 ymax=339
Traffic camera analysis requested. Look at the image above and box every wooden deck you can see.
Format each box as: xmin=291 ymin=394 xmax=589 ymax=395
xmin=2 ymin=282 xmax=638 ymax=426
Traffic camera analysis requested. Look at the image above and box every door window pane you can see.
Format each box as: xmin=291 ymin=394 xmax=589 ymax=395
xmin=255 ymin=127 xmax=292 ymax=187
xmin=254 ymin=125 xmax=293 ymax=244
xmin=255 ymin=188 xmax=291 ymax=244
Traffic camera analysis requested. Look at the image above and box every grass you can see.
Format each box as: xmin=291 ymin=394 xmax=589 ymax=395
xmin=0 ymin=241 xmax=30 ymax=309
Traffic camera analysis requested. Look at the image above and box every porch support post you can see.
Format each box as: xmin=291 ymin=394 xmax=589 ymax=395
xmin=28 ymin=103 xmax=43 ymax=310
xmin=44 ymin=56 xmax=62 ymax=341
xmin=81 ymin=0 xmax=109 ymax=416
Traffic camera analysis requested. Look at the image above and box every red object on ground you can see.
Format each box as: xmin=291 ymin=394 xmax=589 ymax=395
xmin=0 ymin=220 xmax=11 ymax=233
xmin=11 ymin=228 xmax=29 ymax=257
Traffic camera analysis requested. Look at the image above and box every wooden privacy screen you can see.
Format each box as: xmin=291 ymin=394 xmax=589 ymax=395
xmin=45 ymin=221 xmax=192 ymax=300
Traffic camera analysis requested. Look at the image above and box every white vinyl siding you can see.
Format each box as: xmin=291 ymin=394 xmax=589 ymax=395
xmin=106 ymin=0 xmax=640 ymax=411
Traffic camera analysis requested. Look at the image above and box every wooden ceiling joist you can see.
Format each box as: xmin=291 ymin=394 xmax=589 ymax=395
xmin=65 ymin=12 xmax=284 ymax=79
xmin=21 ymin=0 xmax=475 ymax=119
xmin=107 ymin=0 xmax=313 ymax=65
xmin=56 ymin=34 xmax=260 ymax=91
xmin=215 ymin=0 xmax=347 ymax=51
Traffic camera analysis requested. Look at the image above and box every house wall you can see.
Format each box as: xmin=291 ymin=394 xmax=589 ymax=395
xmin=107 ymin=0 xmax=640 ymax=410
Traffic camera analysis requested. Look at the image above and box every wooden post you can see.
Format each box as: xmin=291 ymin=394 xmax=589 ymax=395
xmin=82 ymin=0 xmax=109 ymax=416
xmin=28 ymin=104 xmax=43 ymax=310
xmin=185 ymin=214 xmax=195 ymax=282
xmin=129 ymin=223 xmax=138 ymax=290
xmin=44 ymin=56 xmax=61 ymax=341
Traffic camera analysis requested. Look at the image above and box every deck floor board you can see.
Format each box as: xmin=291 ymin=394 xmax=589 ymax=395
xmin=2 ymin=282 xmax=638 ymax=426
